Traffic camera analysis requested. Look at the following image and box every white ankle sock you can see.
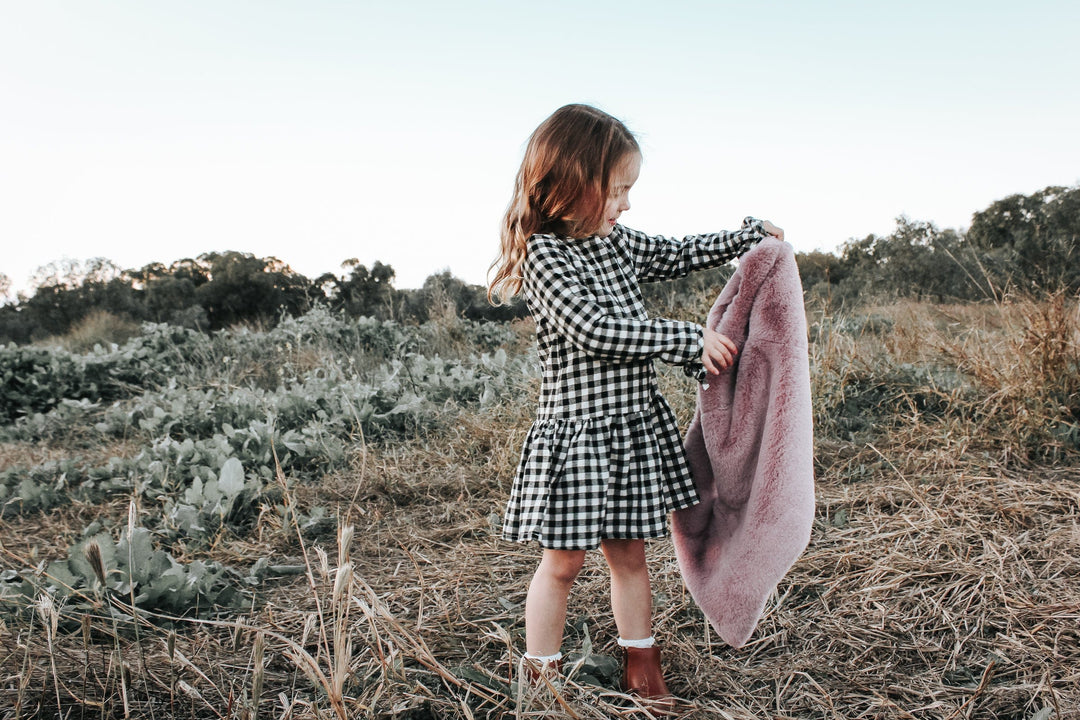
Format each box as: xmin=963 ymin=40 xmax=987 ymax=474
xmin=617 ymin=636 xmax=655 ymax=649
xmin=524 ymin=651 xmax=562 ymax=663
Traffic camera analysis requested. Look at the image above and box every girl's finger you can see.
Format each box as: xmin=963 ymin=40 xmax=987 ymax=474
xmin=709 ymin=345 xmax=727 ymax=368
xmin=709 ymin=345 xmax=732 ymax=371
xmin=703 ymin=353 xmax=718 ymax=374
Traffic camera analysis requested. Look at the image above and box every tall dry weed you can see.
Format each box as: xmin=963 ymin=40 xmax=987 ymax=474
xmin=798 ymin=295 xmax=1080 ymax=462
xmin=807 ymin=310 xmax=869 ymax=438
xmin=941 ymin=292 xmax=1080 ymax=460
xmin=55 ymin=310 xmax=142 ymax=354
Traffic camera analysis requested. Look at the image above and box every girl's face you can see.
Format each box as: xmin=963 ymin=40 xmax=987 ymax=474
xmin=596 ymin=152 xmax=641 ymax=236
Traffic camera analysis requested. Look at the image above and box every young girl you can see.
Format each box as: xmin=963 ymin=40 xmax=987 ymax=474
xmin=488 ymin=103 xmax=783 ymax=699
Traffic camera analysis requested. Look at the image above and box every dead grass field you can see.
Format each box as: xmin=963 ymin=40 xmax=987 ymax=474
xmin=2 ymin=297 xmax=1078 ymax=719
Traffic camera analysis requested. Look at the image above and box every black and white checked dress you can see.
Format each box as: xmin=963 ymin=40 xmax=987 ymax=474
xmin=502 ymin=218 xmax=767 ymax=550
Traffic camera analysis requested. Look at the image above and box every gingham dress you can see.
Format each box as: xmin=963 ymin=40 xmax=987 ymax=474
xmin=502 ymin=218 xmax=767 ymax=550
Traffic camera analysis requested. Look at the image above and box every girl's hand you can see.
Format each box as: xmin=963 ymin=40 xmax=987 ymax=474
xmin=761 ymin=220 xmax=784 ymax=240
xmin=702 ymin=328 xmax=738 ymax=374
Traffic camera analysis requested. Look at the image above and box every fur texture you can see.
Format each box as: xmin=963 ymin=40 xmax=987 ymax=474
xmin=672 ymin=237 xmax=815 ymax=648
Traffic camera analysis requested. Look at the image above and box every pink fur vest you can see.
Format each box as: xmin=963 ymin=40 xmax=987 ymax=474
xmin=672 ymin=237 xmax=815 ymax=648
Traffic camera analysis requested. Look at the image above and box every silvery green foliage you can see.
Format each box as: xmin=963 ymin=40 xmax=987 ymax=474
xmin=0 ymin=324 xmax=211 ymax=424
xmin=0 ymin=310 xmax=529 ymax=617
xmin=0 ymin=307 xmax=516 ymax=429
xmin=1 ymin=349 xmax=525 ymax=523
xmin=37 ymin=524 xmax=242 ymax=615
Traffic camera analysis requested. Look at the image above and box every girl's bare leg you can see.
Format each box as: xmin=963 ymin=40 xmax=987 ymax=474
xmin=600 ymin=538 xmax=652 ymax=640
xmin=524 ymin=549 xmax=586 ymax=656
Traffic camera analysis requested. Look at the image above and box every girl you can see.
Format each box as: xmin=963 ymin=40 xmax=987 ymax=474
xmin=488 ymin=104 xmax=783 ymax=700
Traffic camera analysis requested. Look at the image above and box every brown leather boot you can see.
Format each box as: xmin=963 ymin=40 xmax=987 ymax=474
xmin=621 ymin=645 xmax=670 ymax=698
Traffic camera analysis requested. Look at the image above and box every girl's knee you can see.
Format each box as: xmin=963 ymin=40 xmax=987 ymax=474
xmin=539 ymin=549 xmax=586 ymax=586
xmin=601 ymin=538 xmax=647 ymax=574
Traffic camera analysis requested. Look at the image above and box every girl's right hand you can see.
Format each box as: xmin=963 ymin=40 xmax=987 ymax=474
xmin=702 ymin=328 xmax=738 ymax=374
xmin=761 ymin=220 xmax=784 ymax=240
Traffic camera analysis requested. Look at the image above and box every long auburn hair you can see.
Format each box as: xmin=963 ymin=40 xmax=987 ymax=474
xmin=487 ymin=104 xmax=640 ymax=305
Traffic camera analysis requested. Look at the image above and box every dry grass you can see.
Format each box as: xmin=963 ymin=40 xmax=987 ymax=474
xmin=2 ymin=298 xmax=1079 ymax=719
xmin=49 ymin=310 xmax=143 ymax=354
xmin=0 ymin=441 xmax=74 ymax=473
xmin=0 ymin=437 xmax=141 ymax=473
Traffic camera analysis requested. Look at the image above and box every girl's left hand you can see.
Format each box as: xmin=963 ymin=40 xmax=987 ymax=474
xmin=702 ymin=328 xmax=739 ymax=374
xmin=761 ymin=220 xmax=784 ymax=240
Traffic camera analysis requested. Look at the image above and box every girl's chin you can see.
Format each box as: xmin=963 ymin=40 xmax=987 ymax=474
xmin=591 ymin=220 xmax=617 ymax=236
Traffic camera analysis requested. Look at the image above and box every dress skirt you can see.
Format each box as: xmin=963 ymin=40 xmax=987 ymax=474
xmin=501 ymin=394 xmax=700 ymax=550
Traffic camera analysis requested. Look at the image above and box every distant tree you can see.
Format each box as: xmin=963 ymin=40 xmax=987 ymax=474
xmin=20 ymin=283 xmax=88 ymax=337
xmin=194 ymin=252 xmax=312 ymax=329
xmin=0 ymin=303 xmax=33 ymax=344
xmin=335 ymin=259 xmax=396 ymax=318
xmin=124 ymin=262 xmax=169 ymax=289
xmin=394 ymin=270 xmax=452 ymax=323
xmin=394 ymin=270 xmax=527 ymax=323
xmin=29 ymin=258 xmax=79 ymax=291
xmin=795 ymin=250 xmax=848 ymax=300
xmin=167 ymin=258 xmax=212 ymax=287
xmin=145 ymin=275 xmax=200 ymax=324
xmin=19 ymin=258 xmax=143 ymax=337
xmin=872 ymin=217 xmax=974 ymax=300
xmin=925 ymin=227 xmax=990 ymax=300
xmin=0 ymin=273 xmax=11 ymax=305
xmin=116 ymin=258 xmax=213 ymax=326
xmin=30 ymin=257 xmax=122 ymax=290
xmin=827 ymin=232 xmax=879 ymax=302
xmin=967 ymin=185 xmax=1080 ymax=294
xmin=822 ymin=217 xmax=994 ymax=302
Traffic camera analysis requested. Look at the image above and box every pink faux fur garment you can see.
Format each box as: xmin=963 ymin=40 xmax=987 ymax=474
xmin=672 ymin=237 xmax=815 ymax=649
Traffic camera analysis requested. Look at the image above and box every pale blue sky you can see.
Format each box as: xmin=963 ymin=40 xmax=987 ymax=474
xmin=2 ymin=1 xmax=1077 ymax=294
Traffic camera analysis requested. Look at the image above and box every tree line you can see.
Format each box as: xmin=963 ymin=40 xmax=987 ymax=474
xmin=796 ymin=184 xmax=1080 ymax=305
xmin=0 ymin=253 xmax=524 ymax=344
xmin=0 ymin=184 xmax=1076 ymax=345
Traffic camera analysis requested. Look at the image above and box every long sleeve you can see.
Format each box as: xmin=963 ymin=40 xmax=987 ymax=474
xmin=617 ymin=217 xmax=767 ymax=283
xmin=523 ymin=236 xmax=704 ymax=365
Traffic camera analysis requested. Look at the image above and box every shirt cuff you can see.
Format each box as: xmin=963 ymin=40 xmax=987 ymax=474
xmin=741 ymin=216 xmax=768 ymax=251
xmin=682 ymin=361 xmax=709 ymax=386
xmin=681 ymin=325 xmax=709 ymax=385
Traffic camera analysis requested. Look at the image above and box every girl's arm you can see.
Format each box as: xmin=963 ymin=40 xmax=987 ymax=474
xmin=525 ymin=237 xmax=704 ymax=365
xmin=617 ymin=217 xmax=767 ymax=282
